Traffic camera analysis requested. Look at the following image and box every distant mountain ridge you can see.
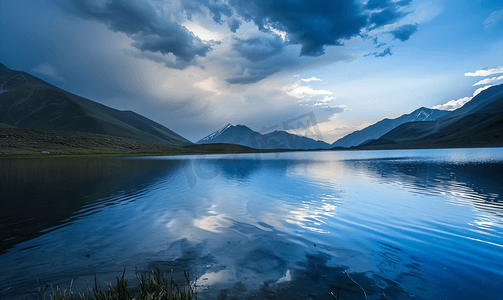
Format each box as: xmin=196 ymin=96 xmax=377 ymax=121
xmin=197 ymin=124 xmax=332 ymax=150
xmin=0 ymin=63 xmax=191 ymax=146
xmin=3 ymin=62 xmax=501 ymax=152
xmin=360 ymin=84 xmax=503 ymax=149
xmin=332 ymin=107 xmax=450 ymax=148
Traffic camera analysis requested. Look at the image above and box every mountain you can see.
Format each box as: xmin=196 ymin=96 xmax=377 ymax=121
xmin=0 ymin=63 xmax=191 ymax=146
xmin=360 ymin=84 xmax=503 ymax=149
xmin=197 ymin=123 xmax=332 ymax=150
xmin=198 ymin=124 xmax=259 ymax=144
xmin=331 ymin=107 xmax=450 ymax=148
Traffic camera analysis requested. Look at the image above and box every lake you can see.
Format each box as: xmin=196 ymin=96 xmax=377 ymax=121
xmin=1 ymin=148 xmax=503 ymax=299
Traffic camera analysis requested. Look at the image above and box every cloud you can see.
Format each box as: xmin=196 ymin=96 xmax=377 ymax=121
xmin=225 ymin=72 xmax=268 ymax=85
xmin=183 ymin=22 xmax=225 ymax=41
xmin=389 ymin=23 xmax=418 ymax=41
xmin=61 ymin=0 xmax=211 ymax=68
xmin=321 ymin=105 xmax=346 ymax=114
xmin=182 ymin=0 xmax=232 ymax=24
xmin=318 ymin=96 xmax=335 ymax=103
xmin=484 ymin=8 xmax=503 ymax=29
xmin=32 ymin=63 xmax=64 ymax=81
xmin=227 ymin=0 xmax=366 ymax=57
xmin=473 ymin=76 xmax=503 ymax=86
xmin=465 ymin=66 xmax=503 ymax=77
xmin=365 ymin=46 xmax=393 ymax=58
xmin=376 ymin=47 xmax=393 ymax=57
xmin=367 ymin=5 xmax=409 ymax=30
xmin=225 ymin=63 xmax=288 ymax=85
xmin=432 ymin=85 xmax=493 ymax=111
xmin=312 ymin=103 xmax=346 ymax=113
xmin=3 ymin=0 xmax=369 ymax=143
xmin=232 ymin=35 xmax=284 ymax=62
xmin=365 ymin=0 xmax=412 ymax=10
xmin=227 ymin=17 xmax=241 ymax=33
xmin=189 ymin=0 xmax=414 ymax=57
xmin=301 ymin=77 xmax=322 ymax=83
xmin=371 ymin=37 xmax=387 ymax=48
xmin=56 ymin=0 xmax=417 ymax=85
xmin=406 ymin=1 xmax=442 ymax=23
xmin=277 ymin=79 xmax=345 ymax=122
xmin=431 ymin=97 xmax=471 ymax=111
xmin=223 ymin=40 xmax=310 ymax=84
xmin=283 ymin=82 xmax=333 ymax=99
xmin=193 ymin=76 xmax=225 ymax=96
xmin=123 ymin=48 xmax=194 ymax=70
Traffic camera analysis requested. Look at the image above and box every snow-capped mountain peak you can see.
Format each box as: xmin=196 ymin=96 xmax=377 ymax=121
xmin=199 ymin=123 xmax=235 ymax=141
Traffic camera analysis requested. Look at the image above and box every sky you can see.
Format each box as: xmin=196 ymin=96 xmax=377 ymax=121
xmin=1 ymin=0 xmax=502 ymax=143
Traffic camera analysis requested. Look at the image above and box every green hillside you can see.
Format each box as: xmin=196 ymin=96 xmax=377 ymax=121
xmin=0 ymin=63 xmax=191 ymax=146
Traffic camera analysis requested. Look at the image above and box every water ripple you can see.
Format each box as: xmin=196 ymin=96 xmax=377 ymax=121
xmin=2 ymin=149 xmax=503 ymax=300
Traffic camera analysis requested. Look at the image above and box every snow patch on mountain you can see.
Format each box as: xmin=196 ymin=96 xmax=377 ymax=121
xmin=416 ymin=108 xmax=431 ymax=119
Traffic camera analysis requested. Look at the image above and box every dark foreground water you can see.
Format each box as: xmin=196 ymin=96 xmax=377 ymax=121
xmin=1 ymin=148 xmax=503 ymax=299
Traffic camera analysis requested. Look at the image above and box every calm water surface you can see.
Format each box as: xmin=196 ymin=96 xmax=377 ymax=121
xmin=1 ymin=149 xmax=503 ymax=299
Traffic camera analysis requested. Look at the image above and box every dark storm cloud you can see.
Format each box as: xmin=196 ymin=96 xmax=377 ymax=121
xmin=226 ymin=73 xmax=269 ymax=85
xmin=61 ymin=0 xmax=211 ymax=67
xmin=227 ymin=0 xmax=367 ymax=57
xmin=227 ymin=17 xmax=241 ymax=33
xmin=225 ymin=46 xmax=301 ymax=84
xmin=390 ymin=24 xmax=418 ymax=41
xmin=189 ymin=0 xmax=414 ymax=57
xmin=365 ymin=0 xmax=412 ymax=10
xmin=368 ymin=7 xmax=407 ymax=29
xmin=182 ymin=0 xmax=232 ymax=23
xmin=366 ymin=0 xmax=412 ymax=29
xmin=225 ymin=57 xmax=291 ymax=84
xmin=233 ymin=35 xmax=284 ymax=62
xmin=365 ymin=46 xmax=393 ymax=58
xmin=56 ymin=0 xmax=416 ymax=83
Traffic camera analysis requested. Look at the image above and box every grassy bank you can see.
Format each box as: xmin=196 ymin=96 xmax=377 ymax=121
xmin=35 ymin=268 xmax=196 ymax=300
xmin=6 ymin=127 xmax=499 ymax=159
xmin=0 ymin=127 xmax=287 ymax=159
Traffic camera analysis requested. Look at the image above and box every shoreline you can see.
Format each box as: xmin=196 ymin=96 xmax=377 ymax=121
xmin=2 ymin=143 xmax=503 ymax=160
xmin=2 ymin=127 xmax=502 ymax=160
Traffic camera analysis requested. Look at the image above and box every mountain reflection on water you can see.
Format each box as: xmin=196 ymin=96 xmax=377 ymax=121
xmin=1 ymin=148 xmax=503 ymax=300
